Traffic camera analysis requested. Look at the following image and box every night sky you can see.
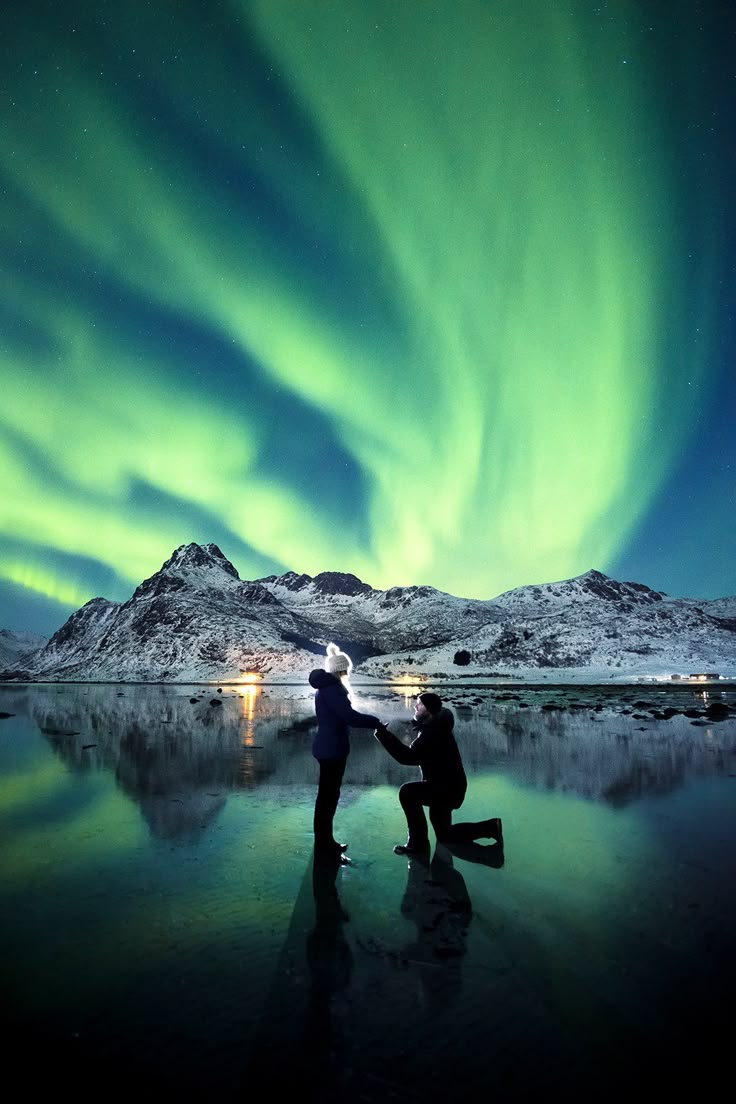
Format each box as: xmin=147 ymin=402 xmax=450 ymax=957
xmin=1 ymin=0 xmax=734 ymax=636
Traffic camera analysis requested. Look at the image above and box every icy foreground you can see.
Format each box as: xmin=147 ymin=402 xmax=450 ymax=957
xmin=2 ymin=543 xmax=735 ymax=682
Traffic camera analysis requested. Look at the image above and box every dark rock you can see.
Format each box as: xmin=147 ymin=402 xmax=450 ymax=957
xmin=256 ymin=570 xmax=313 ymax=591
xmin=238 ymin=583 xmax=280 ymax=605
xmin=684 ymin=709 xmax=703 ymax=718
xmin=209 ymin=698 xmax=223 ymax=707
xmin=0 ymin=712 xmax=15 ymax=719
xmin=189 ymin=698 xmax=198 ymax=704
xmin=312 ymin=571 xmax=374 ymax=597
xmin=81 ymin=744 xmax=97 ymax=750
xmin=578 ymin=570 xmax=663 ymax=605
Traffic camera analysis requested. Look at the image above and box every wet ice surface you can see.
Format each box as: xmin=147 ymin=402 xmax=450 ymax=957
xmin=1 ymin=681 xmax=735 ymax=1100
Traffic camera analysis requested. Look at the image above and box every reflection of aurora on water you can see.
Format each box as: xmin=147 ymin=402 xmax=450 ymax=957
xmin=2 ymin=685 xmax=734 ymax=841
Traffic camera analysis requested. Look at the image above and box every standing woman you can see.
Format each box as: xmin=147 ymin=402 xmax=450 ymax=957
xmin=308 ymin=643 xmax=382 ymax=856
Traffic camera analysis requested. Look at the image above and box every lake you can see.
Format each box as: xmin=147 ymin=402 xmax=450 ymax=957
xmin=1 ymin=680 xmax=734 ymax=1100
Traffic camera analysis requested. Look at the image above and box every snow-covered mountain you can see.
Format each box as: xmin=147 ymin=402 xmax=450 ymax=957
xmin=4 ymin=544 xmax=330 ymax=682
xmin=254 ymin=570 xmax=502 ymax=653
xmin=0 ymin=630 xmax=48 ymax=668
xmin=360 ymin=570 xmax=736 ymax=680
xmin=2 ymin=549 xmax=735 ymax=682
xmin=688 ymin=595 xmax=736 ymax=620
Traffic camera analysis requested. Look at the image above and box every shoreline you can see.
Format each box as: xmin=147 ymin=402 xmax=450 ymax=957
xmin=2 ymin=677 xmax=735 ymax=689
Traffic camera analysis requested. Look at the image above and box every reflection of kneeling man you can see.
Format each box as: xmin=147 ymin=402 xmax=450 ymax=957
xmin=375 ymin=692 xmax=503 ymax=855
xmin=399 ymin=850 xmax=471 ymax=1013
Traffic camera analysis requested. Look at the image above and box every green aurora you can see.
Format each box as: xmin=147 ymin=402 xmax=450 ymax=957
xmin=0 ymin=0 xmax=732 ymax=632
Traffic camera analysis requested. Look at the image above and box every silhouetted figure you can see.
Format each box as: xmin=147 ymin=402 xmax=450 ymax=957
xmin=309 ymin=643 xmax=382 ymax=856
xmin=375 ymin=692 xmax=503 ymax=854
xmin=243 ymin=850 xmax=353 ymax=1101
xmin=398 ymin=847 xmax=472 ymax=1012
xmin=302 ymin=850 xmax=353 ymax=1096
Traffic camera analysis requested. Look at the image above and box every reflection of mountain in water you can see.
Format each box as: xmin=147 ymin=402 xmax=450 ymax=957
xmin=5 ymin=687 xmax=736 ymax=836
xmin=10 ymin=684 xmax=322 ymax=840
xmin=464 ymin=702 xmax=736 ymax=806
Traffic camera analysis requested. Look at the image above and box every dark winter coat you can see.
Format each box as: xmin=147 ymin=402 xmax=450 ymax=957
xmin=308 ymin=669 xmax=381 ymax=760
xmin=375 ymin=707 xmax=467 ymax=808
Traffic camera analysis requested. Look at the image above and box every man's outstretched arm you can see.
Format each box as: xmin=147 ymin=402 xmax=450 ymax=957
xmin=374 ymin=723 xmax=422 ymax=765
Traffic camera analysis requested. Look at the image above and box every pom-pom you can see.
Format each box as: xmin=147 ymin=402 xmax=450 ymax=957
xmin=325 ymin=642 xmax=352 ymax=675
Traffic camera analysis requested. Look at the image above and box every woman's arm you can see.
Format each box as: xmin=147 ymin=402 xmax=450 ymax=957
xmin=325 ymin=686 xmax=381 ymax=729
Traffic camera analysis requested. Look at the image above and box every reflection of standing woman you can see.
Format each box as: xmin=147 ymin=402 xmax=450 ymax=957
xmin=308 ymin=643 xmax=381 ymax=856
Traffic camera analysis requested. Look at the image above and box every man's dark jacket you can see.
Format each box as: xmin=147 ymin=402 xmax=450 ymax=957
xmin=308 ymin=669 xmax=381 ymax=760
xmin=375 ymin=707 xmax=467 ymax=808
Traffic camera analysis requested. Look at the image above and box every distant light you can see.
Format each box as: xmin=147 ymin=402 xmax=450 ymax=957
xmin=392 ymin=674 xmax=428 ymax=700
xmin=239 ymin=671 xmax=263 ymax=683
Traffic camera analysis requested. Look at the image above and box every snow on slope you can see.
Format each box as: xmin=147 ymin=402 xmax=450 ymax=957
xmin=255 ymin=571 xmax=502 ymax=653
xmin=0 ymin=630 xmax=48 ymax=668
xmin=360 ymin=570 xmax=736 ymax=680
xmin=3 ymin=550 xmax=735 ymax=682
xmin=6 ymin=544 xmax=328 ymax=681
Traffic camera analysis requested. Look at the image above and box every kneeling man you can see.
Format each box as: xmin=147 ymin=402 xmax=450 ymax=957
xmin=375 ymin=692 xmax=503 ymax=855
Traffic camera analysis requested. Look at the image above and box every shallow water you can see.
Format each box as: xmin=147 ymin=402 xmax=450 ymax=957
xmin=1 ymin=682 xmax=735 ymax=1099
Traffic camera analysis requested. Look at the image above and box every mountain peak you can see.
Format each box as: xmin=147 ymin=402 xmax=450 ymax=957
xmin=129 ymin=543 xmax=241 ymax=603
xmin=577 ymin=568 xmax=608 ymax=581
xmin=161 ymin=543 xmax=240 ymax=580
xmin=256 ymin=571 xmax=314 ymax=592
xmin=311 ymin=571 xmax=375 ymax=597
xmin=573 ymin=569 xmax=663 ymax=604
xmin=257 ymin=569 xmax=375 ymax=597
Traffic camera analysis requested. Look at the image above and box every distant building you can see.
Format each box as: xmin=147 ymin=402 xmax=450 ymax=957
xmin=688 ymin=673 xmax=721 ymax=681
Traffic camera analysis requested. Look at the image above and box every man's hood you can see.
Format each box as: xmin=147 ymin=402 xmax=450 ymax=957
xmin=309 ymin=668 xmax=342 ymax=690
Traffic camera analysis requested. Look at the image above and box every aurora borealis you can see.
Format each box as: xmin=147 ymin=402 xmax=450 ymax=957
xmin=1 ymin=0 xmax=734 ymax=635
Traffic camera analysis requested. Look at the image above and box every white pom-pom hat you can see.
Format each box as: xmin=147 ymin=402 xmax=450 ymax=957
xmin=325 ymin=641 xmax=352 ymax=675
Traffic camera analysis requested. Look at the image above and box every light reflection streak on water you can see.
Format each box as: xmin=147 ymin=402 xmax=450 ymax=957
xmin=236 ymin=684 xmax=261 ymax=746
xmin=391 ymin=676 xmax=427 ymax=704
xmin=235 ymin=685 xmax=263 ymax=787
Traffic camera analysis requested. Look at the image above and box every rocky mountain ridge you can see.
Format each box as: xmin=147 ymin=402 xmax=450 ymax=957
xmin=2 ymin=544 xmax=735 ymax=682
xmin=0 ymin=629 xmax=48 ymax=669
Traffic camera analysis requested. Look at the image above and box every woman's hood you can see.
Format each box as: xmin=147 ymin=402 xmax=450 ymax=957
xmin=309 ymin=669 xmax=342 ymax=690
